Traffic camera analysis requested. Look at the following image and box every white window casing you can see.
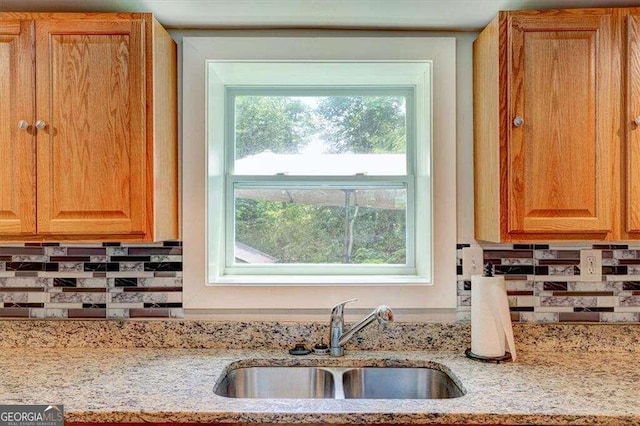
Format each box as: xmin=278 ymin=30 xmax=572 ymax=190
xmin=182 ymin=36 xmax=456 ymax=316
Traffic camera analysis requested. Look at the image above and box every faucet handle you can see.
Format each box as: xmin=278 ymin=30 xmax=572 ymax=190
xmin=330 ymin=299 xmax=358 ymax=325
xmin=331 ymin=298 xmax=358 ymax=312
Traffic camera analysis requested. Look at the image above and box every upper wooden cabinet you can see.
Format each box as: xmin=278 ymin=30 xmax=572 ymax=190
xmin=473 ymin=8 xmax=629 ymax=242
xmin=624 ymin=13 xmax=640 ymax=239
xmin=0 ymin=13 xmax=178 ymax=241
xmin=0 ymin=20 xmax=35 ymax=236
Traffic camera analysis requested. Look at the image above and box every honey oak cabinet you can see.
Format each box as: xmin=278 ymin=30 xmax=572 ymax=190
xmin=0 ymin=20 xmax=36 ymax=235
xmin=474 ymin=8 xmax=622 ymax=242
xmin=624 ymin=12 xmax=640 ymax=239
xmin=0 ymin=13 xmax=178 ymax=241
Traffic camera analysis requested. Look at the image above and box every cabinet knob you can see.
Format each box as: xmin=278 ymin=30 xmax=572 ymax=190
xmin=513 ymin=116 xmax=524 ymax=127
xmin=18 ymin=120 xmax=29 ymax=130
xmin=35 ymin=120 xmax=46 ymax=130
xmin=635 ymin=116 xmax=640 ymax=126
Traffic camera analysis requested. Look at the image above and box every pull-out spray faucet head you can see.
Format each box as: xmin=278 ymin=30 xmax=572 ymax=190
xmin=374 ymin=305 xmax=394 ymax=327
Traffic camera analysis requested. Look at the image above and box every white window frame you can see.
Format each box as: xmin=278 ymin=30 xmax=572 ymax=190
xmin=223 ymin=85 xmax=418 ymax=277
xmin=183 ymin=36 xmax=457 ymax=315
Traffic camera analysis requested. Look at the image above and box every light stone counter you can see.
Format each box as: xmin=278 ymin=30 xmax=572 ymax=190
xmin=0 ymin=347 xmax=638 ymax=425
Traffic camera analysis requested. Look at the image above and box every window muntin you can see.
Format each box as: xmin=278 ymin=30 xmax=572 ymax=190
xmin=223 ymin=87 xmax=416 ymax=275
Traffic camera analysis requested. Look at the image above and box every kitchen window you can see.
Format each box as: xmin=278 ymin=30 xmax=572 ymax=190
xmin=223 ymin=85 xmax=418 ymax=278
xmin=183 ymin=36 xmax=457 ymax=315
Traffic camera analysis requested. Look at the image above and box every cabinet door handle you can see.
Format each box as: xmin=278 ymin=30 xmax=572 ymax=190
xmin=513 ymin=116 xmax=524 ymax=127
xmin=18 ymin=120 xmax=30 ymax=130
xmin=634 ymin=116 xmax=640 ymax=126
xmin=35 ymin=120 xmax=46 ymax=130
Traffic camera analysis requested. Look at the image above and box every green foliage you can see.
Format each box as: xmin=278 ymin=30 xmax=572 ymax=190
xmin=235 ymin=95 xmax=407 ymax=157
xmin=235 ymin=96 xmax=314 ymax=158
xmin=236 ymin=199 xmax=344 ymax=263
xmin=232 ymin=94 xmax=408 ymax=265
xmin=316 ymin=96 xmax=406 ymax=154
xmin=350 ymin=208 xmax=406 ymax=264
xmin=236 ymin=199 xmax=406 ymax=265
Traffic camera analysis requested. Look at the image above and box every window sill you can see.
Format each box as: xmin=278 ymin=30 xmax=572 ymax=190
xmin=209 ymin=275 xmax=432 ymax=286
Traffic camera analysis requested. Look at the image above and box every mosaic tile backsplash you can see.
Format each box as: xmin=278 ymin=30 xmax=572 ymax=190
xmin=2 ymin=240 xmax=640 ymax=322
xmin=0 ymin=241 xmax=182 ymax=319
xmin=457 ymin=243 xmax=640 ymax=323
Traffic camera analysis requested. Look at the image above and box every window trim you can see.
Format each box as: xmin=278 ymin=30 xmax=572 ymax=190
xmin=212 ymin=63 xmax=430 ymax=283
xmin=182 ymin=36 xmax=457 ymax=313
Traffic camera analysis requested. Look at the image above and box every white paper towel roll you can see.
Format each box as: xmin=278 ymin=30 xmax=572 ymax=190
xmin=471 ymin=275 xmax=517 ymax=361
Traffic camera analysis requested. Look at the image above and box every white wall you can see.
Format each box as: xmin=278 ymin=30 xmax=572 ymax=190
xmin=169 ymin=29 xmax=479 ymax=244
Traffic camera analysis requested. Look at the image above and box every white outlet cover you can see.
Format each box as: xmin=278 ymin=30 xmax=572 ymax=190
xmin=580 ymin=249 xmax=602 ymax=282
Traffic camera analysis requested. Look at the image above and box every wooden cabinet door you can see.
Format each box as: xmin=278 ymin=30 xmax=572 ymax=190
xmin=0 ymin=20 xmax=35 ymax=236
xmin=507 ymin=14 xmax=615 ymax=238
xmin=34 ymin=19 xmax=147 ymax=237
xmin=626 ymin=14 xmax=640 ymax=235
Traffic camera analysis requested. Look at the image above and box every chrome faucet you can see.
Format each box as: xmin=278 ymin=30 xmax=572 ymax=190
xmin=329 ymin=298 xmax=394 ymax=357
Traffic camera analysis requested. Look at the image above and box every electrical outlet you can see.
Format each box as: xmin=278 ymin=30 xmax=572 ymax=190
xmin=580 ymin=249 xmax=602 ymax=282
xmin=462 ymin=247 xmax=484 ymax=279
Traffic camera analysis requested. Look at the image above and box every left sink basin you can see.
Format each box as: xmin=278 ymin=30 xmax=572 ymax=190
xmin=215 ymin=367 xmax=335 ymax=398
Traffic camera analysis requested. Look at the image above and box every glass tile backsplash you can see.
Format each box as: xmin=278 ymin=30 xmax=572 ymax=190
xmin=457 ymin=243 xmax=640 ymax=323
xmin=0 ymin=241 xmax=182 ymax=319
xmin=0 ymin=240 xmax=638 ymax=322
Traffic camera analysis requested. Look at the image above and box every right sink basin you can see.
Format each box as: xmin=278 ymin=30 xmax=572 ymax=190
xmin=342 ymin=367 xmax=464 ymax=399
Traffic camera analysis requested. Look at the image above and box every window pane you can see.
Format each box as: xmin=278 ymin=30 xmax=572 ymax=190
xmin=234 ymin=186 xmax=407 ymax=265
xmin=233 ymin=94 xmax=407 ymax=175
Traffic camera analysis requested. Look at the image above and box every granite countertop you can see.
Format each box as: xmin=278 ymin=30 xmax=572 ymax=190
xmin=0 ymin=347 xmax=638 ymax=425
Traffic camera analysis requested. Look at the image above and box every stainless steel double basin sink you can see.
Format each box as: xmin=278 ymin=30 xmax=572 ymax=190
xmin=215 ymin=366 xmax=464 ymax=399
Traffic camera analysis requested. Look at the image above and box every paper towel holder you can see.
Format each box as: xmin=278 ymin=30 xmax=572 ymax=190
xmin=465 ymin=348 xmax=512 ymax=364
xmin=483 ymin=262 xmax=494 ymax=277
xmin=465 ymin=262 xmax=516 ymax=364
xmin=466 ymin=261 xmax=514 ymax=363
